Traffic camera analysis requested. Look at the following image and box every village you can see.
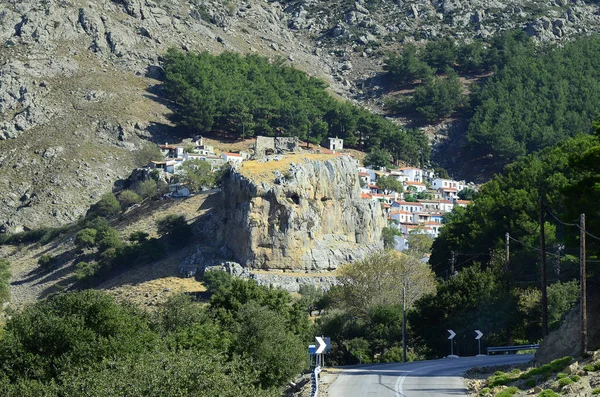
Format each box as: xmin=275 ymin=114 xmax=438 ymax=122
xmin=144 ymin=135 xmax=477 ymax=252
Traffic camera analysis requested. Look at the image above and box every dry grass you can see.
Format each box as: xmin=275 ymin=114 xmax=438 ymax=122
xmin=238 ymin=153 xmax=337 ymax=183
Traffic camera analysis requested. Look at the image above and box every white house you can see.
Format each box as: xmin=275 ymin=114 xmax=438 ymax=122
xmin=329 ymin=137 xmax=344 ymax=152
xmin=389 ymin=209 xmax=413 ymax=224
xmin=432 ymin=178 xmax=460 ymax=190
xmin=439 ymin=187 xmax=459 ymax=201
xmin=221 ymin=152 xmax=244 ymax=166
xmin=438 ymin=199 xmax=454 ymax=213
xmin=403 ymin=181 xmax=427 ymax=193
xmin=392 ymin=201 xmax=424 ymax=213
xmin=399 ymin=167 xmax=423 ymax=182
xmin=159 ymin=143 xmax=184 ymax=159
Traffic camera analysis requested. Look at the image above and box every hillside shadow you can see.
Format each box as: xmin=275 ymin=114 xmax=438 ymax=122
xmin=43 ymin=191 xmax=229 ymax=296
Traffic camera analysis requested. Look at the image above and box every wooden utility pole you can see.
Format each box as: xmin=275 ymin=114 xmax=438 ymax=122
xmin=539 ymin=197 xmax=549 ymax=337
xmin=505 ymin=232 xmax=510 ymax=272
xmin=580 ymin=213 xmax=588 ymax=356
xmin=402 ymin=285 xmax=407 ymax=363
xmin=450 ymin=251 xmax=456 ymax=278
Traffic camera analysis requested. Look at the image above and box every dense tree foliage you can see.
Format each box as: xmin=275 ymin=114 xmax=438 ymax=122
xmin=316 ymin=250 xmax=436 ymax=364
xmin=0 ymin=274 xmax=309 ymax=395
xmin=418 ymin=128 xmax=600 ymax=356
xmin=384 ymin=31 xmax=600 ymax=171
xmin=161 ymin=49 xmax=429 ymax=165
xmin=467 ymin=36 xmax=600 ymax=164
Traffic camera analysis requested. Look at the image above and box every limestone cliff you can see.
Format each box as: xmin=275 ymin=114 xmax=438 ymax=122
xmin=212 ymin=154 xmax=385 ymax=270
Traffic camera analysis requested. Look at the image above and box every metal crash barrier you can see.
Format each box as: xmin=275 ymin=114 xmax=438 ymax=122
xmin=487 ymin=344 xmax=540 ymax=355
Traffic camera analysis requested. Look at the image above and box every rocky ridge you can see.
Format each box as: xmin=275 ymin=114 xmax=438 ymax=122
xmin=180 ymin=154 xmax=386 ymax=273
xmin=1 ymin=0 xmax=600 ymax=232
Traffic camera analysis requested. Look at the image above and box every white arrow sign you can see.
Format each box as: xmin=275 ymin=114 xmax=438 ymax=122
xmin=475 ymin=330 xmax=483 ymax=340
xmin=447 ymin=330 xmax=456 ymax=340
xmin=315 ymin=336 xmax=327 ymax=354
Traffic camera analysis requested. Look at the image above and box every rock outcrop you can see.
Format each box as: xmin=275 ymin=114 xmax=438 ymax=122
xmin=535 ymin=277 xmax=600 ymax=362
xmin=207 ymin=154 xmax=385 ymax=270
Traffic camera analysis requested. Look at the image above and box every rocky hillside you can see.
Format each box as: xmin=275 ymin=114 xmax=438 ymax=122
xmin=181 ymin=153 xmax=385 ymax=273
xmin=2 ymin=0 xmax=600 ymax=232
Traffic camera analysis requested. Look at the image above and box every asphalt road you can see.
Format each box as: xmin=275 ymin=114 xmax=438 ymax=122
xmin=328 ymin=354 xmax=534 ymax=397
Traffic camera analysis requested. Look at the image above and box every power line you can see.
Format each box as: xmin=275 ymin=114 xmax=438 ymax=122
xmin=545 ymin=209 xmax=579 ymax=227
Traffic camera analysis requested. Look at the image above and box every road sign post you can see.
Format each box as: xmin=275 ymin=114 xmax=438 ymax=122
xmin=475 ymin=330 xmax=484 ymax=356
xmin=447 ymin=330 xmax=457 ymax=357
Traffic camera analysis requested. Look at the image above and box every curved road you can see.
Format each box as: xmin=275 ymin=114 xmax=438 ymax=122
xmin=328 ymin=355 xmax=533 ymax=397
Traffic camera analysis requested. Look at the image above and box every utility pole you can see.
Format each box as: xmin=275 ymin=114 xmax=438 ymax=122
xmin=581 ymin=213 xmax=588 ymax=356
xmin=505 ymin=232 xmax=510 ymax=272
xmin=402 ymin=285 xmax=407 ymax=363
xmin=539 ymin=196 xmax=549 ymax=337
xmin=450 ymin=250 xmax=456 ymax=278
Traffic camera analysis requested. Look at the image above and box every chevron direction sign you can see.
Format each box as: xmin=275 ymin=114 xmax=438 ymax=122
xmin=447 ymin=329 xmax=456 ymax=340
xmin=315 ymin=336 xmax=327 ymax=354
xmin=475 ymin=330 xmax=483 ymax=340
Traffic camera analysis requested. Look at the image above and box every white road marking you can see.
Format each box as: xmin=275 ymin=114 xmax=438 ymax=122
xmin=394 ymin=369 xmax=411 ymax=397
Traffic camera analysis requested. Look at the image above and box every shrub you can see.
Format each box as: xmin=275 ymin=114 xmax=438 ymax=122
xmin=75 ymin=261 xmax=99 ymax=280
xmin=119 ymin=190 xmax=142 ymax=209
xmin=520 ymin=357 xmax=572 ymax=380
xmin=88 ymin=193 xmax=121 ymax=218
xmin=135 ymin=179 xmax=158 ymax=200
xmin=488 ymin=371 xmax=515 ymax=387
xmin=478 ymin=387 xmax=490 ymax=396
xmin=128 ymin=231 xmax=149 ymax=243
xmin=75 ymin=228 xmax=97 ymax=248
xmin=38 ymin=254 xmax=55 ymax=269
xmin=538 ymin=390 xmax=558 ymax=397
xmin=556 ymin=372 xmax=567 ymax=379
xmin=525 ymin=378 xmax=537 ymax=388
xmin=134 ymin=143 xmax=163 ymax=167
xmin=592 ymin=388 xmax=600 ymax=395
xmin=95 ymin=227 xmax=123 ymax=251
xmin=570 ymin=375 xmax=580 ymax=382
xmin=557 ymin=377 xmax=573 ymax=387
xmin=495 ymin=386 xmax=518 ymax=397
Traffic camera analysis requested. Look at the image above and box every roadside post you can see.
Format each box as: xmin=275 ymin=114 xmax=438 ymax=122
xmin=475 ymin=330 xmax=484 ymax=356
xmin=447 ymin=329 xmax=457 ymax=358
xmin=309 ymin=336 xmax=330 ymax=397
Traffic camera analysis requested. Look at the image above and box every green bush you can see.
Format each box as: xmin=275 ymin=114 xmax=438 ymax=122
xmin=119 ymin=190 xmax=142 ymax=209
xmin=570 ymin=375 xmax=580 ymax=382
xmin=88 ymin=193 xmax=121 ymax=218
xmin=74 ymin=228 xmax=97 ymax=248
xmin=75 ymin=261 xmax=99 ymax=280
xmin=37 ymin=254 xmax=55 ymax=269
xmin=135 ymin=180 xmax=158 ymax=200
xmin=495 ymin=386 xmax=518 ymax=397
xmin=128 ymin=231 xmax=149 ymax=243
xmin=538 ymin=390 xmax=558 ymax=397
xmin=592 ymin=388 xmax=600 ymax=395
xmin=95 ymin=227 xmax=123 ymax=251
xmin=525 ymin=378 xmax=536 ymax=388
xmin=558 ymin=377 xmax=573 ymax=387
xmin=479 ymin=387 xmax=491 ymax=396
xmin=519 ymin=357 xmax=572 ymax=380
xmin=489 ymin=372 xmax=515 ymax=387
xmin=556 ymin=372 xmax=568 ymax=379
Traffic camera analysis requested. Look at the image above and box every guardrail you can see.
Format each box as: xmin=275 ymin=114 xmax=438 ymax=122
xmin=487 ymin=344 xmax=540 ymax=355
xmin=310 ymin=366 xmax=321 ymax=397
